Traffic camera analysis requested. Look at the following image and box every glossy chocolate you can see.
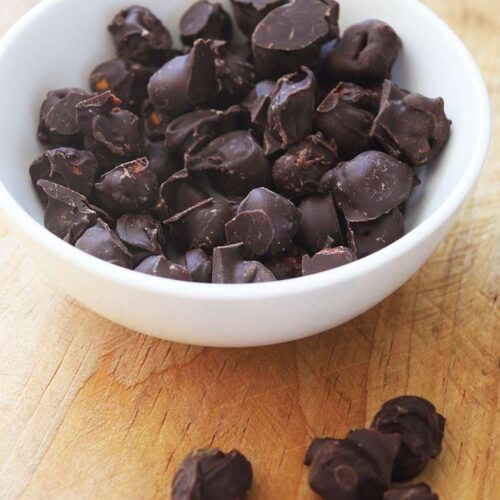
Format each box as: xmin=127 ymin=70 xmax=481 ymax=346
xmin=384 ymin=483 xmax=439 ymax=500
xmin=135 ymin=255 xmax=191 ymax=281
xmin=180 ymin=1 xmax=232 ymax=45
xmin=230 ymin=0 xmax=287 ymax=37
xmin=302 ymin=246 xmax=356 ymax=276
xmin=144 ymin=139 xmax=181 ymax=184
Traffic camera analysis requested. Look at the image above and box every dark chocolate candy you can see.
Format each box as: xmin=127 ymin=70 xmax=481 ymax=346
xmin=335 ymin=82 xmax=382 ymax=114
xmin=186 ymin=130 xmax=271 ymax=197
xmin=76 ymin=91 xmax=143 ymax=170
xmin=30 ymin=148 xmax=98 ymax=204
xmin=315 ymin=89 xmax=375 ymax=160
xmin=95 ymin=157 xmax=159 ymax=215
xmin=135 ymin=255 xmax=191 ymax=281
xmin=320 ymin=151 xmax=414 ymax=222
xmin=371 ymin=80 xmax=452 ymax=166
xmin=326 ymin=20 xmax=401 ymax=86
xmin=144 ymin=140 xmax=181 ymax=183
xmin=242 ymin=79 xmax=276 ymax=128
xmin=108 ymin=6 xmax=172 ymax=66
xmin=264 ymin=66 xmax=317 ymax=155
xmin=230 ymin=0 xmax=287 ymax=37
xmin=384 ymin=483 xmax=439 ymax=500
xmin=372 ymin=396 xmax=445 ymax=482
xmin=213 ymin=243 xmax=276 ymax=283
xmin=261 ymin=246 xmax=304 ymax=280
xmin=180 ymin=1 xmax=232 ymax=45
xmin=302 ymin=246 xmax=356 ymax=276
xmin=38 ymin=88 xmax=90 ymax=148
xmin=304 ymin=437 xmax=336 ymax=466
xmin=227 ymin=187 xmax=300 ymax=256
xmin=297 ymin=194 xmax=343 ymax=253
xmin=347 ymin=208 xmax=404 ymax=259
xmin=272 ymin=133 xmax=338 ymax=198
xmin=181 ymin=248 xmax=213 ymax=283
xmin=141 ymin=100 xmax=169 ymax=140
xmin=172 ymin=448 xmax=253 ymax=499
xmin=252 ymin=0 xmax=340 ymax=79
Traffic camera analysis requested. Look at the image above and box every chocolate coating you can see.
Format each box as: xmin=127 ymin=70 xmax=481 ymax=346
xmin=144 ymin=140 xmax=180 ymax=183
xmin=302 ymin=246 xmax=356 ymax=276
xmin=252 ymin=0 xmax=340 ymax=79
xmin=180 ymin=1 xmax=232 ymax=45
xmin=230 ymin=0 xmax=287 ymax=37
xmin=327 ymin=19 xmax=401 ymax=85
xmin=335 ymin=82 xmax=382 ymax=114
xmin=242 ymin=79 xmax=276 ymax=128
xmin=135 ymin=255 xmax=191 ymax=281
xmin=372 ymin=396 xmax=445 ymax=482
xmin=261 ymin=246 xmax=304 ymax=280
xmin=182 ymin=248 xmax=213 ymax=283
xmin=141 ymin=100 xmax=169 ymax=140
xmin=172 ymin=448 xmax=253 ymax=499
xmin=384 ymin=483 xmax=439 ymax=500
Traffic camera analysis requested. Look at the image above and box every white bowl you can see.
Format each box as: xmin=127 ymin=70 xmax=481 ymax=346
xmin=0 ymin=0 xmax=490 ymax=347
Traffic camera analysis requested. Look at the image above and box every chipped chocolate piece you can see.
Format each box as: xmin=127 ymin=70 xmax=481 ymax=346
xmin=252 ymin=0 xmax=340 ymax=79
xmin=75 ymin=219 xmax=132 ymax=268
xmin=38 ymin=88 xmax=89 ymax=148
xmin=302 ymin=246 xmax=355 ymax=276
xmin=180 ymin=1 xmax=232 ymax=45
xmin=297 ymin=194 xmax=343 ymax=253
xmin=315 ymin=89 xmax=375 ymax=160
xmin=230 ymin=0 xmax=287 ymax=37
xmin=144 ymin=140 xmax=181 ymax=183
xmin=30 ymin=148 xmax=99 ymax=204
xmin=372 ymin=396 xmax=445 ymax=482
xmin=272 ymin=133 xmax=338 ymax=198
xmin=335 ymin=82 xmax=382 ymax=114
xmin=347 ymin=208 xmax=404 ymax=259
xmin=108 ymin=6 xmax=172 ymax=66
xmin=150 ymin=193 xmax=170 ymax=221
xmin=242 ymin=79 xmax=276 ymax=128
xmin=327 ymin=20 xmax=402 ymax=86
xmin=186 ymin=130 xmax=271 ymax=197
xmin=384 ymin=483 xmax=439 ymax=500
xmin=320 ymin=151 xmax=414 ymax=222
xmin=371 ymin=80 xmax=452 ymax=166
xmin=213 ymin=243 xmax=276 ymax=283
xmin=141 ymin=100 xmax=169 ymax=140
xmin=261 ymin=246 xmax=304 ymax=280
xmin=95 ymin=157 xmax=159 ymax=215
xmin=172 ymin=448 xmax=253 ymax=499
xmin=135 ymin=255 xmax=191 ymax=281
xmin=226 ymin=210 xmax=275 ymax=256
xmin=182 ymin=248 xmax=213 ymax=283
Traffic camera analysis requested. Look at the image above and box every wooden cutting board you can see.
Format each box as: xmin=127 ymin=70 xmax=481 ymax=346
xmin=0 ymin=1 xmax=498 ymax=498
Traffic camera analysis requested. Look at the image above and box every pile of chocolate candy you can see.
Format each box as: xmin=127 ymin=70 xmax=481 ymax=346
xmin=30 ymin=0 xmax=451 ymax=284
xmin=172 ymin=395 xmax=445 ymax=499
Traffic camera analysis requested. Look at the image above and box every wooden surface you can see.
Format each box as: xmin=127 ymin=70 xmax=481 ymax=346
xmin=0 ymin=0 xmax=499 ymax=498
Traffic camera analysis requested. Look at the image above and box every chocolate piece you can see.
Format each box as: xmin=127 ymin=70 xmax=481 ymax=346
xmin=302 ymin=247 xmax=355 ymax=276
xmin=89 ymin=58 xmax=154 ymax=112
xmin=304 ymin=437 xmax=336 ymax=466
xmin=182 ymin=248 xmax=213 ymax=283
xmin=76 ymin=92 xmax=143 ymax=170
xmin=327 ymin=20 xmax=401 ymax=85
xmin=230 ymin=0 xmax=287 ymax=37
xmin=135 ymin=255 xmax=191 ymax=281
xmin=272 ymin=133 xmax=338 ymax=198
xmin=144 ymin=140 xmax=180 ymax=183
xmin=297 ymin=194 xmax=343 ymax=253
xmin=75 ymin=219 xmax=132 ymax=268
xmin=95 ymin=158 xmax=159 ymax=215
xmin=306 ymin=429 xmax=401 ymax=500
xmin=252 ymin=0 xmax=340 ymax=79
xmin=384 ymin=483 xmax=439 ymax=500
xmin=227 ymin=187 xmax=300 ymax=256
xmin=261 ymin=247 xmax=304 ymax=280
xmin=242 ymin=79 xmax=276 ymax=128
xmin=141 ymin=100 xmax=169 ymax=140
xmin=150 ymin=194 xmax=170 ymax=221
xmin=30 ymin=148 xmax=98 ymax=204
xmin=186 ymin=130 xmax=271 ymax=197
xmin=108 ymin=6 xmax=172 ymax=66
xmin=315 ymin=90 xmax=375 ymax=160
xmin=347 ymin=208 xmax=404 ymax=258
xmin=166 ymin=198 xmax=233 ymax=252
xmin=264 ymin=67 xmax=317 ymax=155
xmin=213 ymin=243 xmax=276 ymax=283
xmin=371 ymin=81 xmax=452 ymax=166
xmin=335 ymin=82 xmax=382 ymax=114
xmin=180 ymin=1 xmax=232 ymax=45
xmin=38 ymin=88 xmax=89 ymax=148
xmin=172 ymin=448 xmax=253 ymax=499
xmin=320 ymin=151 xmax=414 ymax=222
xmin=372 ymin=396 xmax=445 ymax=482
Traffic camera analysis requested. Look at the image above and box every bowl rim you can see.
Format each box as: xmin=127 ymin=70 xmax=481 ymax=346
xmin=0 ymin=0 xmax=491 ymax=302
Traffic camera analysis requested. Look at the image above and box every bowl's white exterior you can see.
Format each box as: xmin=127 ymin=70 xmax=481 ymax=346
xmin=0 ymin=0 xmax=490 ymax=347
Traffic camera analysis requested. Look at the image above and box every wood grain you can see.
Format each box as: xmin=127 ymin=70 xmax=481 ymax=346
xmin=0 ymin=0 xmax=499 ymax=498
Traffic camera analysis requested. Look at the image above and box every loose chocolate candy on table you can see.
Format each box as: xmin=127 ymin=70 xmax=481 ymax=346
xmin=372 ymin=396 xmax=445 ymax=482
xmin=326 ymin=20 xmax=402 ymax=86
xmin=213 ymin=243 xmax=276 ymax=283
xmin=320 ymin=151 xmax=414 ymax=222
xmin=172 ymin=448 xmax=253 ymax=499
xmin=261 ymin=246 xmax=304 ymax=280
xmin=181 ymin=248 xmax=213 ymax=283
xmin=264 ymin=67 xmax=317 ymax=155
xmin=186 ymin=130 xmax=271 ymax=197
xmin=108 ymin=6 xmax=172 ymax=66
xmin=75 ymin=219 xmax=133 ymax=268
xmin=141 ymin=100 xmax=169 ymax=140
xmin=230 ymin=0 xmax=287 ymax=37
xmin=304 ymin=437 xmax=336 ymax=466
xmin=242 ymin=79 xmax=276 ymax=128
xmin=315 ymin=89 xmax=375 ymax=160
xmin=252 ymin=0 xmax=340 ymax=79
xmin=135 ymin=255 xmax=191 ymax=281
xmin=347 ymin=208 xmax=405 ymax=258
xmin=144 ymin=140 xmax=181 ymax=183
xmin=302 ymin=246 xmax=356 ymax=276
xmin=180 ymin=1 xmax=232 ymax=46
xmin=30 ymin=148 xmax=99 ymax=204
xmin=384 ymin=483 xmax=439 ymax=500
xmin=95 ymin=157 xmax=159 ymax=215
xmin=371 ymin=80 xmax=452 ymax=166
xmin=335 ymin=82 xmax=382 ymax=114
xmin=38 ymin=88 xmax=90 ymax=148
xmin=272 ymin=133 xmax=339 ymax=199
